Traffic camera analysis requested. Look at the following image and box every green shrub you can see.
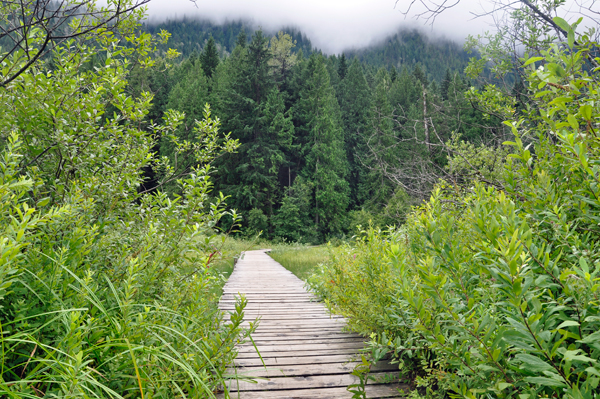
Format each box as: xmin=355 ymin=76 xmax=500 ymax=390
xmin=0 ymin=3 xmax=254 ymax=397
xmin=309 ymin=19 xmax=600 ymax=399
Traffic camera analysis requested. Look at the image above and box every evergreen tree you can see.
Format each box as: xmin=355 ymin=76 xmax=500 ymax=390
xmin=361 ymin=69 xmax=396 ymax=207
xmin=200 ymin=35 xmax=220 ymax=78
xmin=390 ymin=66 xmax=398 ymax=83
xmin=236 ymin=29 xmax=247 ymax=48
xmin=212 ymin=30 xmax=294 ymax=234
xmin=336 ymin=59 xmax=371 ymax=208
xmin=338 ymin=53 xmax=348 ymax=79
xmin=273 ymin=177 xmax=316 ymax=243
xmin=441 ymin=68 xmax=451 ymax=101
xmin=413 ymin=64 xmax=428 ymax=86
xmin=298 ymin=54 xmax=349 ymax=237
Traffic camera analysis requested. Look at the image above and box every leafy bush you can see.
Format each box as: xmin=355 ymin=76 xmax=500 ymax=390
xmin=309 ymin=19 xmax=600 ymax=399
xmin=0 ymin=2 xmax=253 ymax=397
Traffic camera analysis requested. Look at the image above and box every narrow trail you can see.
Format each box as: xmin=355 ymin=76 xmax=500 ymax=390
xmin=218 ymin=249 xmax=408 ymax=398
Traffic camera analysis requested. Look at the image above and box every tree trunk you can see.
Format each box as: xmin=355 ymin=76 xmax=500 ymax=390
xmin=422 ymin=83 xmax=430 ymax=155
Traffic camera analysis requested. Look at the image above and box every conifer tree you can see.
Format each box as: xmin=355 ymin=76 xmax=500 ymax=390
xmin=441 ymin=68 xmax=451 ymax=101
xmin=212 ymin=30 xmax=294 ymax=233
xmin=390 ymin=66 xmax=398 ymax=82
xmin=338 ymin=53 xmax=348 ymax=79
xmin=336 ymin=59 xmax=371 ymax=208
xmin=299 ymin=54 xmax=349 ymax=237
xmin=361 ymin=69 xmax=395 ymax=206
xmin=200 ymin=35 xmax=220 ymax=78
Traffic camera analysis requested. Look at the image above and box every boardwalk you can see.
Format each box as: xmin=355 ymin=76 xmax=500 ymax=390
xmin=218 ymin=249 xmax=408 ymax=398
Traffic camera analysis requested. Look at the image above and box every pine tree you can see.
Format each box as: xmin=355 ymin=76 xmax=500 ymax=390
xmin=336 ymin=59 xmax=371 ymax=208
xmin=236 ymin=29 xmax=247 ymax=48
xmin=298 ymin=54 xmax=349 ymax=237
xmin=200 ymin=35 xmax=220 ymax=78
xmin=441 ymin=68 xmax=451 ymax=101
xmin=211 ymin=30 xmax=295 ymax=235
xmin=338 ymin=53 xmax=348 ymax=79
xmin=390 ymin=66 xmax=398 ymax=83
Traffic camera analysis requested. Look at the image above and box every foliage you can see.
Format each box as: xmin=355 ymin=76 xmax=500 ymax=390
xmin=0 ymin=2 xmax=255 ymax=397
xmin=308 ymin=17 xmax=600 ymax=399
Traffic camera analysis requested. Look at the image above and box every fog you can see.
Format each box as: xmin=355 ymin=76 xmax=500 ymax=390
xmin=143 ymin=0 xmax=599 ymax=54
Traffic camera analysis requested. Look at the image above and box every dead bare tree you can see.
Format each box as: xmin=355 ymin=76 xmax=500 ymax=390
xmin=363 ymin=73 xmax=509 ymax=202
xmin=0 ymin=0 xmax=151 ymax=87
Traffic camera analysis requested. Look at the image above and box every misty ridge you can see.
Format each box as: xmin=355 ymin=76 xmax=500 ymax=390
xmin=142 ymin=17 xmax=472 ymax=81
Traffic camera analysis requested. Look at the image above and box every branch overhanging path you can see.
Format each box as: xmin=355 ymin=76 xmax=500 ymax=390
xmin=218 ymin=250 xmax=408 ymax=398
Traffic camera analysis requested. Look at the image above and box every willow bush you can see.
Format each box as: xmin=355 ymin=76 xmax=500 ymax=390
xmin=309 ymin=18 xmax=600 ymax=399
xmin=0 ymin=1 xmax=253 ymax=397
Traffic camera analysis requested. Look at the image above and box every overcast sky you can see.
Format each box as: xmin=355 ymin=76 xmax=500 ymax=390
xmin=144 ymin=0 xmax=599 ymax=54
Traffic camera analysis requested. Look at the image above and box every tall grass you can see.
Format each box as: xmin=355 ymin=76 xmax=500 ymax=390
xmin=268 ymin=245 xmax=330 ymax=280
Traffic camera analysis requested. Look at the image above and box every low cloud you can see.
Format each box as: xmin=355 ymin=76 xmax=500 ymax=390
xmin=143 ymin=0 xmax=598 ymax=54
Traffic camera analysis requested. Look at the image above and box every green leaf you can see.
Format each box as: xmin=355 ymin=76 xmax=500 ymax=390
xmin=556 ymin=320 xmax=580 ymax=330
xmin=580 ymin=104 xmax=593 ymax=121
xmin=568 ymin=114 xmax=579 ymax=130
xmin=586 ymin=367 xmax=600 ymax=377
xmin=525 ymin=376 xmax=567 ymax=387
xmin=523 ymin=56 xmax=544 ymax=67
xmin=563 ymin=350 xmax=596 ymax=364
xmin=546 ymin=63 xmax=566 ymax=78
xmin=568 ymin=29 xmax=575 ymax=49
xmin=553 ymin=17 xmax=570 ymax=32
xmin=37 ymin=197 xmax=50 ymax=207
xmin=514 ymin=354 xmax=553 ymax=372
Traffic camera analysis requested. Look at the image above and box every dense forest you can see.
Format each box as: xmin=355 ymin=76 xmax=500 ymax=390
xmin=135 ymin=21 xmax=495 ymax=242
xmin=2 ymin=0 xmax=599 ymax=398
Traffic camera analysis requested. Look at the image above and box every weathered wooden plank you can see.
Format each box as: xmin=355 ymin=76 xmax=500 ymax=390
xmin=225 ymin=372 xmax=400 ymax=391
xmin=248 ymin=337 xmax=364 ymax=344
xmin=237 ymin=341 xmax=365 ymax=353
xmin=235 ymin=347 xmax=361 ymax=358
xmin=234 ymin=354 xmax=357 ymax=367
xmin=217 ymin=385 xmax=409 ymax=399
xmin=230 ymin=361 xmax=398 ymax=378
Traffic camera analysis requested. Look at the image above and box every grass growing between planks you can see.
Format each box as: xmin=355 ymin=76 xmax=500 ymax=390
xmin=268 ymin=245 xmax=330 ymax=280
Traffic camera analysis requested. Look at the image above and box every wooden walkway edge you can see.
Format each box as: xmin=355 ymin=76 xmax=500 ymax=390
xmin=218 ymin=249 xmax=409 ymax=398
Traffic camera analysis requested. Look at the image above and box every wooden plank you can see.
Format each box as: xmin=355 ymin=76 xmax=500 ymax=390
xmin=217 ymin=385 xmax=409 ymax=399
xmin=230 ymin=361 xmax=398 ymax=378
xmin=237 ymin=341 xmax=365 ymax=353
xmin=234 ymin=354 xmax=358 ymax=367
xmin=235 ymin=347 xmax=361 ymax=358
xmin=225 ymin=372 xmax=400 ymax=391
xmin=249 ymin=337 xmax=365 ymax=344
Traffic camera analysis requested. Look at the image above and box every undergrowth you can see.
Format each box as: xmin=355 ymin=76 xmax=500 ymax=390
xmin=309 ymin=18 xmax=600 ymax=399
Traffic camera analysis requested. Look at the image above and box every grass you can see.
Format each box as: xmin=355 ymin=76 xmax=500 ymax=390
xmin=268 ymin=244 xmax=331 ymax=280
